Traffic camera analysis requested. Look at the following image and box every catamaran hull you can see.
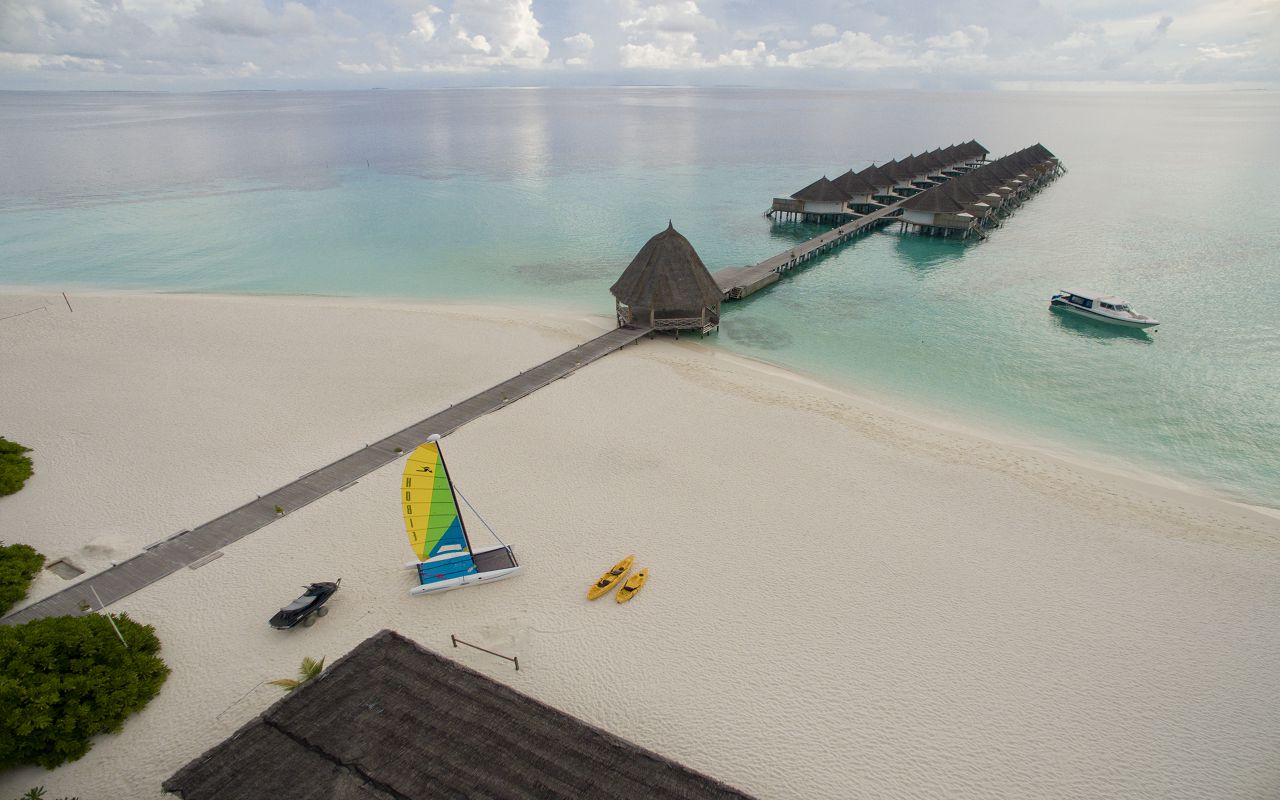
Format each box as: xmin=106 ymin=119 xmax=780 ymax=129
xmin=407 ymin=565 xmax=522 ymax=596
xmin=404 ymin=544 xmax=522 ymax=596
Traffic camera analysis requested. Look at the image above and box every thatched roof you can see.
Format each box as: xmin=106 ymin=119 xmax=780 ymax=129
xmin=610 ymin=223 xmax=722 ymax=312
xmin=856 ymin=163 xmax=895 ymax=189
xmin=881 ymin=158 xmax=916 ymax=183
xmin=791 ymin=175 xmax=851 ymax=202
xmin=164 ymin=630 xmax=755 ymax=800
xmin=902 ymin=186 xmax=967 ymax=214
xmin=831 ymin=169 xmax=877 ymax=196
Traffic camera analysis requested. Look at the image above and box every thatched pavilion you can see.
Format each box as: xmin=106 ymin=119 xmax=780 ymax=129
xmin=164 ymin=630 xmax=755 ymax=800
xmin=611 ymin=222 xmax=722 ymax=335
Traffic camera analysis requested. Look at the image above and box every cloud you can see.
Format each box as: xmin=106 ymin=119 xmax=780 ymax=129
xmin=564 ymin=31 xmax=594 ymax=66
xmin=0 ymin=0 xmax=1274 ymax=87
xmin=717 ymin=41 xmax=768 ymax=67
xmin=192 ymin=1 xmax=318 ymax=38
xmin=410 ymin=9 xmax=441 ymax=42
xmin=388 ymin=0 xmax=550 ymax=70
xmin=618 ymin=0 xmax=714 ymax=68
xmin=1101 ymin=14 xmax=1174 ymax=69
xmin=780 ymin=31 xmax=914 ymax=70
xmin=924 ymin=26 xmax=989 ymax=51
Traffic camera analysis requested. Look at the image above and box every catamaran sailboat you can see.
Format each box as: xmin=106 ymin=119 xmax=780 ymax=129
xmin=400 ymin=434 xmax=521 ymax=596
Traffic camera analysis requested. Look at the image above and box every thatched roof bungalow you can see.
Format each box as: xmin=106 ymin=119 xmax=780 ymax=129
xmin=900 ymin=185 xmax=975 ymax=231
xmin=856 ymin=163 xmax=898 ymax=199
xmin=789 ymin=175 xmax=852 ymax=214
xmin=164 ymin=630 xmax=755 ymax=800
xmin=611 ymin=222 xmax=722 ymax=333
xmin=831 ymin=169 xmax=879 ymax=206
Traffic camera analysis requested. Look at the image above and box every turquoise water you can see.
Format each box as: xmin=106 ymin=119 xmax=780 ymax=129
xmin=1 ymin=89 xmax=1277 ymax=507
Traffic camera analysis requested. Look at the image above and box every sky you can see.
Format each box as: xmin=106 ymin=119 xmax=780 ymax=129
xmin=0 ymin=0 xmax=1276 ymax=90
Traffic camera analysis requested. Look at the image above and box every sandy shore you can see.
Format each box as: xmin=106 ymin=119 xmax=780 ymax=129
xmin=2 ymin=291 xmax=1278 ymax=799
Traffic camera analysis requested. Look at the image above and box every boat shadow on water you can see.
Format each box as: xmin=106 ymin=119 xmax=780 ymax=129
xmin=1049 ymin=306 xmax=1156 ymax=343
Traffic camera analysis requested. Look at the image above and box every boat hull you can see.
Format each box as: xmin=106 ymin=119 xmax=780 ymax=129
xmin=1050 ymin=299 xmax=1158 ymax=328
xmin=405 ymin=544 xmax=521 ymax=596
xmin=408 ymin=564 xmax=522 ymax=596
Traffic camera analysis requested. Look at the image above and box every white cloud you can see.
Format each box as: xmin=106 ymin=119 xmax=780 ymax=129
xmin=193 ymin=0 xmax=318 ymax=38
xmin=564 ymin=32 xmax=594 ymax=66
xmin=410 ymin=9 xmax=441 ymax=42
xmin=0 ymin=51 xmax=107 ymax=71
xmin=1196 ymin=43 xmax=1253 ymax=60
xmin=717 ymin=41 xmax=768 ymax=67
xmin=618 ymin=0 xmax=714 ymax=68
xmin=0 ymin=0 xmax=1275 ymax=87
xmin=924 ymin=26 xmax=989 ymax=51
xmin=620 ymin=1 xmax=716 ymax=35
xmin=781 ymin=31 xmax=914 ymax=70
xmin=389 ymin=0 xmax=550 ymax=70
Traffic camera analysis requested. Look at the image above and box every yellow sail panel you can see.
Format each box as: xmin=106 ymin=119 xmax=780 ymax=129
xmin=401 ymin=442 xmax=468 ymax=560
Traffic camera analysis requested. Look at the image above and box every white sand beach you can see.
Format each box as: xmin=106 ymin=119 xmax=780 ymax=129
xmin=2 ymin=291 xmax=1278 ymax=799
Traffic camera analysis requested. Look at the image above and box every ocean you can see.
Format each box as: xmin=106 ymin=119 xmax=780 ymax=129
xmin=1 ymin=88 xmax=1276 ymax=507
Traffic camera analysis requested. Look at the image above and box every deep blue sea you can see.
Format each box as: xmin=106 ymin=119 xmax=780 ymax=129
xmin=1 ymin=89 xmax=1277 ymax=507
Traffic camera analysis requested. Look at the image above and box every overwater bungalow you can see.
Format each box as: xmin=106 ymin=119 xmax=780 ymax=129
xmin=899 ymin=186 xmax=978 ymax=237
xmin=611 ymin=222 xmax=722 ymax=335
xmin=832 ymin=169 xmax=881 ymax=212
xmin=856 ymin=163 xmax=900 ymax=204
xmin=768 ymin=175 xmax=857 ymax=223
xmin=881 ymin=158 xmax=923 ymax=196
xmin=960 ymin=139 xmax=990 ymax=165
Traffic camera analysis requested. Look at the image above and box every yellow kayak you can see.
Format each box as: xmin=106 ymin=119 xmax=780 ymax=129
xmin=615 ymin=568 xmax=648 ymax=603
xmin=587 ymin=555 xmax=634 ymax=600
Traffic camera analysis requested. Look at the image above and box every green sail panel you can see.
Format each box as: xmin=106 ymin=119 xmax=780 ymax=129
xmin=402 ymin=442 xmax=470 ymax=560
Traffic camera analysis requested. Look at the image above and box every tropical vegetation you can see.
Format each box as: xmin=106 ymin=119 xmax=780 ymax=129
xmin=0 ymin=543 xmax=44 ymax=617
xmin=269 ymin=656 xmax=325 ymax=692
xmin=0 ymin=614 xmax=170 ymax=770
xmin=0 ymin=438 xmax=34 ymax=497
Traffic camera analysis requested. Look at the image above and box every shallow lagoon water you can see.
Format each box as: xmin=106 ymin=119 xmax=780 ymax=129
xmin=1 ymin=88 xmax=1276 ymax=506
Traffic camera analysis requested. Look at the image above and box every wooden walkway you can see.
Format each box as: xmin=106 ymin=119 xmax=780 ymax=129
xmin=711 ymin=198 xmax=907 ymax=300
xmin=2 ymin=325 xmax=651 ymax=625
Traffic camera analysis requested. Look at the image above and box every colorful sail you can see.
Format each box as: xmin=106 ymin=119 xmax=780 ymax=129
xmin=400 ymin=435 xmax=522 ymax=596
xmin=402 ymin=440 xmax=472 ymax=561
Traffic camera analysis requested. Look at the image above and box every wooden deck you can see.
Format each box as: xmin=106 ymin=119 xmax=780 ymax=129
xmin=2 ymin=325 xmax=651 ymax=625
xmin=712 ymin=198 xmax=907 ymax=300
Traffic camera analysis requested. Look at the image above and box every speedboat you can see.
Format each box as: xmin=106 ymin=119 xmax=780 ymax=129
xmin=1050 ymin=289 xmax=1158 ymax=329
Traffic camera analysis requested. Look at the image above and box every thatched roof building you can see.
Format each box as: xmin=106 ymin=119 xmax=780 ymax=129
xmin=164 ymin=630 xmax=755 ymax=800
xmin=790 ymin=175 xmax=851 ymax=203
xmin=610 ymin=223 xmax=722 ymax=333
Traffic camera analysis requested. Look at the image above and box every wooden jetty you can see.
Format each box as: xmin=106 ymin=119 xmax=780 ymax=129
xmin=2 ymin=141 xmax=1066 ymax=625
xmin=712 ymin=198 xmax=907 ymax=300
xmin=2 ymin=325 xmax=650 ymax=625
xmin=717 ymin=142 xmax=1064 ymax=300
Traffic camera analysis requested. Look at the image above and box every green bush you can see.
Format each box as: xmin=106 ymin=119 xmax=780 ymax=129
xmin=0 ymin=614 xmax=170 ymax=770
xmin=0 ymin=543 xmax=44 ymax=616
xmin=0 ymin=438 xmax=33 ymax=497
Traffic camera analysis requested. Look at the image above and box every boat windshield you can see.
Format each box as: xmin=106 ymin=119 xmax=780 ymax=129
xmin=1113 ymin=304 xmax=1131 ymax=311
xmin=281 ymin=596 xmax=315 ymax=612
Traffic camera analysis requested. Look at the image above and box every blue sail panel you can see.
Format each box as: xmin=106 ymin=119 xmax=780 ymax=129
xmin=417 ymin=553 xmax=477 ymax=587
xmin=428 ymin=516 xmax=470 ymax=560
